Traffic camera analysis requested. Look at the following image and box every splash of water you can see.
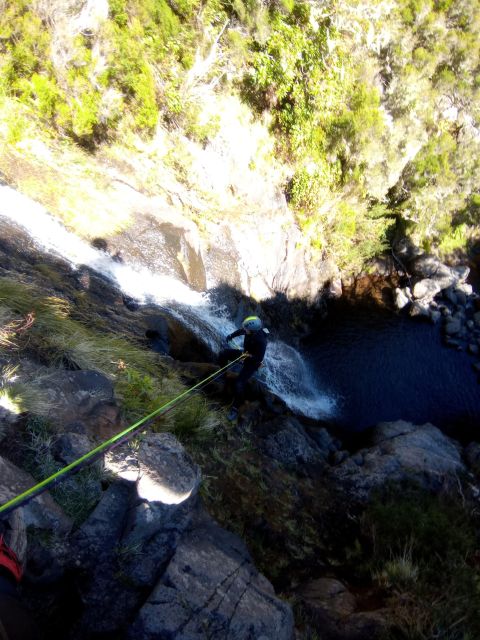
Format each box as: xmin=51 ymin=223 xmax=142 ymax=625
xmin=0 ymin=185 xmax=336 ymax=419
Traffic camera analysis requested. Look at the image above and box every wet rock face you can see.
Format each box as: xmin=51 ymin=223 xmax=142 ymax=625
xmin=105 ymin=211 xmax=207 ymax=292
xmin=261 ymin=416 xmax=330 ymax=471
xmin=203 ymin=213 xmax=340 ymax=302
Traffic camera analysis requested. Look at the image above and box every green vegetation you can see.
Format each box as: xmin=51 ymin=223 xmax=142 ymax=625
xmin=360 ymin=484 xmax=480 ymax=639
xmin=0 ymin=276 xmax=221 ymax=443
xmin=22 ymin=416 xmax=104 ymax=526
xmin=0 ymin=277 xmax=157 ymax=376
xmin=115 ymin=367 xmax=221 ymax=441
xmin=1 ymin=0 xmax=479 ymax=267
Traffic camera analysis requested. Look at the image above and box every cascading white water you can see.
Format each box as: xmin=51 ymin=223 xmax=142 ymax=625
xmin=0 ymin=185 xmax=336 ymax=419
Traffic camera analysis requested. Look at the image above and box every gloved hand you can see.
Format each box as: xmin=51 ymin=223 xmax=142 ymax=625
xmin=225 ymin=333 xmax=233 ymax=342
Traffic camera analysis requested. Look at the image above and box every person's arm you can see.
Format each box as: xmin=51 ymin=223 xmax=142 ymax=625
xmin=226 ymin=328 xmax=246 ymax=342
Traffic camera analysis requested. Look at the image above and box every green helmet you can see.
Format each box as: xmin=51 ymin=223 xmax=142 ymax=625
xmin=242 ymin=315 xmax=262 ymax=332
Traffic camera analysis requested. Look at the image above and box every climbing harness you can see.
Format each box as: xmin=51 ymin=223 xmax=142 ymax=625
xmin=0 ymin=354 xmax=246 ymax=517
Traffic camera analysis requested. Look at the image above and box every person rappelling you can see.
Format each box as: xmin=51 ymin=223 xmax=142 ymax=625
xmin=219 ymin=315 xmax=269 ymax=421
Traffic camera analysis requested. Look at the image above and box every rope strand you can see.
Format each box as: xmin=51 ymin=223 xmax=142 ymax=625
xmin=0 ymin=354 xmax=246 ymax=517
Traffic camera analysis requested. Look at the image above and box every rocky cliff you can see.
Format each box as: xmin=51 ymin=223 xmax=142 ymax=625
xmin=1 ymin=215 xmax=480 ymax=639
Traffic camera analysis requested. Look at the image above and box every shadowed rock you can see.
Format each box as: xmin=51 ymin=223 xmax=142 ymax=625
xmin=0 ymin=456 xmax=71 ymax=533
xmin=128 ymin=508 xmax=294 ymax=640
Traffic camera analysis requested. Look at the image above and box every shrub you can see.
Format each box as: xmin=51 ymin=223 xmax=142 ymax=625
xmin=328 ymin=202 xmax=393 ymax=272
xmin=362 ymin=484 xmax=480 ymax=639
xmin=115 ymin=367 xmax=220 ymax=441
xmin=288 ymin=161 xmax=341 ymax=214
xmin=399 ymin=0 xmax=433 ymax=24
xmin=437 ymin=222 xmax=468 ymax=256
xmin=109 ymin=0 xmax=129 ymax=27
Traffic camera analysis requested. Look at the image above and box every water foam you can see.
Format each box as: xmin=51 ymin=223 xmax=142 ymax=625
xmin=0 ymin=185 xmax=336 ymax=419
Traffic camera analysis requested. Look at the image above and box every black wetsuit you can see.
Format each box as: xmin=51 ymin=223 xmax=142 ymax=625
xmin=219 ymin=328 xmax=268 ymax=408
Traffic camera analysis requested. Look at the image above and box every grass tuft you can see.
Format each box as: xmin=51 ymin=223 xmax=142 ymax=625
xmin=22 ymin=416 xmax=104 ymax=526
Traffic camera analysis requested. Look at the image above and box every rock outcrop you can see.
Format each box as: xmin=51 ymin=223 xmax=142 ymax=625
xmin=330 ymin=420 xmax=465 ymax=502
xmin=296 ymin=577 xmax=388 ymax=640
xmin=129 ymin=509 xmax=294 ymax=640
xmin=0 ymin=456 xmax=71 ymax=533
xmin=61 ymin=433 xmax=293 ymax=639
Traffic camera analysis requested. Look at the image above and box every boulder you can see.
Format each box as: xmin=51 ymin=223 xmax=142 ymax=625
xmin=409 ymin=300 xmax=431 ymax=318
xmin=261 ymin=416 xmax=327 ymax=470
xmin=128 ymin=509 xmax=294 ymax=640
xmin=68 ymin=432 xmax=202 ymax=638
xmin=456 ymin=282 xmax=473 ymax=296
xmin=443 ymin=287 xmax=458 ymax=305
xmin=444 ymin=317 xmax=463 ymax=335
xmin=331 ymin=421 xmax=465 ymax=502
xmin=394 ymin=287 xmax=410 ymax=310
xmin=451 ymin=265 xmax=470 ymax=283
xmin=296 ymin=577 xmax=388 ymax=640
xmin=52 ymin=432 xmax=95 ymax=465
xmin=66 ymin=481 xmax=142 ymax=638
xmin=71 ymin=481 xmax=135 ymax=565
xmin=409 ymin=255 xmax=456 ymax=282
xmin=0 ymin=456 xmax=71 ymax=533
xmin=412 ymin=279 xmax=442 ymax=301
xmin=297 ymin=577 xmax=356 ymax=622
xmin=455 ymin=289 xmax=467 ymax=306
xmin=19 ymin=368 xmax=117 ymax=434
xmin=105 ymin=432 xmax=201 ymax=505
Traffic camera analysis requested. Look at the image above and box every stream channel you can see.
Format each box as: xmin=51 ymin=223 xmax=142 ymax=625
xmin=1 ymin=184 xmax=479 ymax=437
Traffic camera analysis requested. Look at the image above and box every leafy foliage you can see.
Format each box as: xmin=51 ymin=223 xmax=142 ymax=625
xmin=1 ymin=0 xmax=479 ymax=263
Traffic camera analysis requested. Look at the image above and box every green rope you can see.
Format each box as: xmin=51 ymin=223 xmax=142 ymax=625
xmin=0 ymin=354 xmax=246 ymax=516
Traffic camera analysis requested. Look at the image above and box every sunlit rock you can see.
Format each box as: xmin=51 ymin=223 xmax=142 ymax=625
xmin=105 ymin=432 xmax=201 ymax=505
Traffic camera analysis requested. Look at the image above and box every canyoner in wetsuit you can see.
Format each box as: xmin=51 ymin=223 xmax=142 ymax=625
xmin=219 ymin=316 xmax=269 ymax=421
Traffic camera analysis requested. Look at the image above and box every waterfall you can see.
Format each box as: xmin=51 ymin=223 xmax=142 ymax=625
xmin=0 ymin=185 xmax=336 ymax=419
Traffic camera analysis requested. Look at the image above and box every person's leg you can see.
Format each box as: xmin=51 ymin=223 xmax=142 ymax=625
xmin=232 ymin=361 xmax=258 ymax=409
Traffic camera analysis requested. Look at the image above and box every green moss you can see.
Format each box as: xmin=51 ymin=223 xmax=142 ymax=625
xmin=437 ymin=223 xmax=468 ymax=255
